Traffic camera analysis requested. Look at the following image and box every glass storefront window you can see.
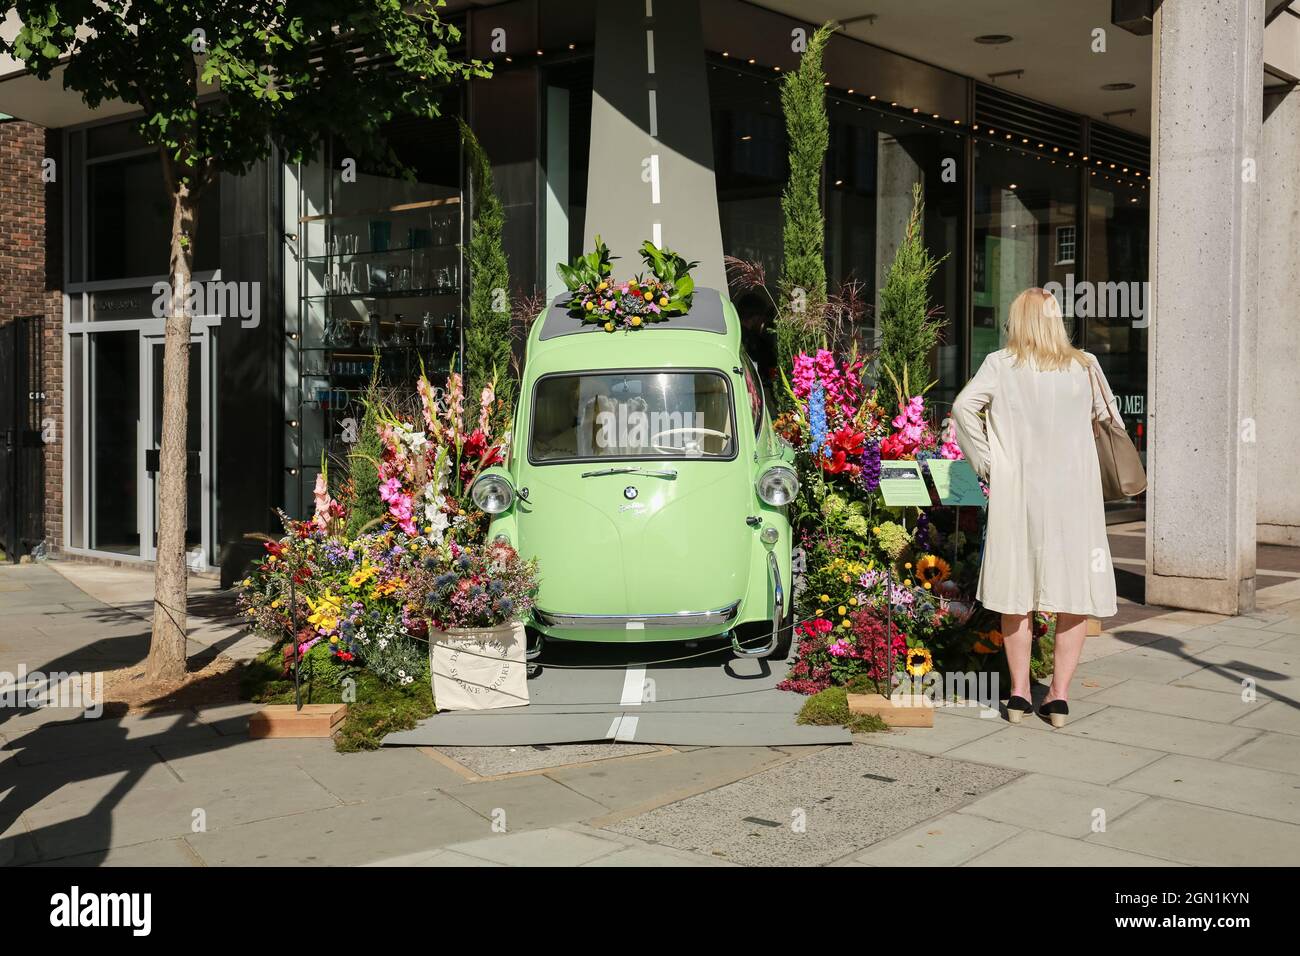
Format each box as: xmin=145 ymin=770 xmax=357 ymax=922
xmin=86 ymin=150 xmax=219 ymax=282
xmin=1086 ymin=176 xmax=1149 ymax=456
xmin=826 ymin=103 xmax=964 ymax=406
xmin=971 ymin=143 xmax=1082 ymax=372
xmin=89 ymin=330 xmax=139 ymax=555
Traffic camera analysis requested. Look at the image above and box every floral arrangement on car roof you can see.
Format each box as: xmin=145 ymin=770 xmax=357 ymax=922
xmin=556 ymin=236 xmax=699 ymax=332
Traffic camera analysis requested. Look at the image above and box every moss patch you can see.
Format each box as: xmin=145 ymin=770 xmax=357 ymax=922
xmin=797 ymin=686 xmax=888 ymax=734
xmin=241 ymin=642 xmax=435 ymax=752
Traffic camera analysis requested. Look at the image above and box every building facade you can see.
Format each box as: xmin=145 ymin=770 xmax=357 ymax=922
xmin=0 ymin=0 xmax=1296 ymax=614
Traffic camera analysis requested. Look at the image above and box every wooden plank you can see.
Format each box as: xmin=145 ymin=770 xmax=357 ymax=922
xmin=846 ymin=692 xmax=935 ymax=728
xmin=248 ymin=703 xmax=348 ymax=739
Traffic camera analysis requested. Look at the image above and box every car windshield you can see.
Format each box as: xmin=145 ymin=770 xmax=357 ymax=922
xmin=530 ymin=371 xmax=736 ymax=462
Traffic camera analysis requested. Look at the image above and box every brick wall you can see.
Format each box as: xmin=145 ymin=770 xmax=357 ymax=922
xmin=0 ymin=119 xmax=63 ymax=554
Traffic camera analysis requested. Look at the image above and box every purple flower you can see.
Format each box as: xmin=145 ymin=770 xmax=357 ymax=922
xmin=859 ymin=439 xmax=881 ymax=492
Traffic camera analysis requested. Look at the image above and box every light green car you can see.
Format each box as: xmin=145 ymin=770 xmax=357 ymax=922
xmin=470 ymin=288 xmax=798 ymax=660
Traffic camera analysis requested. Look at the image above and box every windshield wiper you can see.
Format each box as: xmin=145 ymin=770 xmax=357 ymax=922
xmin=580 ymin=467 xmax=678 ymax=479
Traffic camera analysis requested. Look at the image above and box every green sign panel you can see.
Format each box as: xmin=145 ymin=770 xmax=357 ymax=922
xmin=924 ymin=459 xmax=988 ymax=507
xmin=878 ymin=461 xmax=932 ymax=507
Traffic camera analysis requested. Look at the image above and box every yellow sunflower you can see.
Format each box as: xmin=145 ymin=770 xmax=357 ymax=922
xmin=916 ymin=554 xmax=952 ymax=586
xmin=905 ymin=646 xmax=934 ymax=677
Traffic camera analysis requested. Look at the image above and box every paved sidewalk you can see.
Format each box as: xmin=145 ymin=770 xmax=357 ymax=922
xmin=1 ymin=558 xmax=1298 ymax=866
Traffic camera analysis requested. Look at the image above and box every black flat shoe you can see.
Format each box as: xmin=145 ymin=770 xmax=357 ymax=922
xmin=1039 ymin=698 xmax=1069 ymax=728
xmin=1004 ymin=696 xmax=1034 ymax=724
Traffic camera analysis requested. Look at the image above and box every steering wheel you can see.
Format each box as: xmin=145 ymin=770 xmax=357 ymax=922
xmin=650 ymin=426 xmax=730 ymax=455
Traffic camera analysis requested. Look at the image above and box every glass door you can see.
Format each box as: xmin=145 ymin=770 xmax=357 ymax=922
xmin=142 ymin=332 xmax=212 ymax=568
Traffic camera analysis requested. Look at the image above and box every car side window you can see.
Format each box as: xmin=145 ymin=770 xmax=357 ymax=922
xmin=741 ymin=353 xmax=764 ymax=436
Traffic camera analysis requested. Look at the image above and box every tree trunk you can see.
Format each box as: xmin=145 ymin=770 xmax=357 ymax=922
xmin=146 ymin=165 xmax=201 ymax=684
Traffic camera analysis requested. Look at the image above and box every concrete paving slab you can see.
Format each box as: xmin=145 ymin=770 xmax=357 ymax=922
xmin=622 ymin=711 xmax=850 ymax=745
xmin=1171 ymin=624 xmax=1291 ymax=648
xmin=550 ymin=745 xmax=791 ymax=816
xmin=606 ymin=743 xmax=1019 ymax=867
xmin=384 ymin=712 xmax=625 ymax=747
xmin=1262 ymin=615 xmax=1300 ymax=636
xmin=964 ymin=828 xmax=1182 ymax=866
xmin=186 ymin=790 xmax=489 ymax=865
xmin=1185 ymin=644 xmax=1299 ymax=677
xmin=1220 ymin=732 xmax=1300 ymax=775
xmin=956 ymin=772 xmax=1150 ymax=837
xmin=8 ymin=711 xmax=221 ymax=767
xmin=1259 ymin=633 xmax=1300 ymax=654
xmin=582 ymin=844 xmax=728 ymax=866
xmin=1086 ymin=679 xmax=1264 ymax=723
xmin=1116 ymin=754 xmax=1300 ymax=824
xmin=945 ymin=725 xmax=1165 ymax=784
xmin=866 ymin=711 xmax=1003 ymax=755
xmin=442 ymin=773 xmax=611 ymax=831
xmin=444 ymin=826 xmax=624 ymax=866
xmin=434 ymin=742 xmax=659 ymax=777
xmin=33 ymin=837 xmax=202 ymax=867
xmin=296 ymin=745 xmax=466 ymax=801
xmin=363 ymin=848 xmax=505 ymax=866
xmin=849 ymin=810 xmax=1020 ymax=866
xmin=1089 ymin=797 xmax=1300 ymax=867
xmin=1233 ymin=700 xmax=1300 ymax=736
xmin=1061 ymin=706 xmax=1261 ymax=759
xmin=1074 ymin=646 xmax=1211 ymax=684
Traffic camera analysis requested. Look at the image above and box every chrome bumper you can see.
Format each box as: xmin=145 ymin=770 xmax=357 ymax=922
xmin=731 ymin=551 xmax=783 ymax=659
xmin=534 ymin=600 xmax=741 ymax=631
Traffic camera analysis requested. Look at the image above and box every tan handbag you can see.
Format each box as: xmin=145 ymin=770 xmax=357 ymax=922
xmin=1087 ymin=361 xmax=1146 ymax=501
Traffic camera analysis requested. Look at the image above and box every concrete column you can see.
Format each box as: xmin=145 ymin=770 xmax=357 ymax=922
xmin=583 ymin=0 xmax=726 ymax=289
xmin=1146 ymin=0 xmax=1263 ymax=614
xmin=1257 ymin=86 xmax=1300 ymax=546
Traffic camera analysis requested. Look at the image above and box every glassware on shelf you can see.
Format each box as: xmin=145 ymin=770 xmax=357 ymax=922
xmin=323 ymin=313 xmax=355 ymax=348
xmin=369 ymin=219 xmax=391 ymax=253
xmin=419 ymin=311 xmax=439 ymax=348
xmin=358 ymin=312 xmax=382 ymax=349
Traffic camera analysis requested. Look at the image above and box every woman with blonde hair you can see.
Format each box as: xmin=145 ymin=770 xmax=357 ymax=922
xmin=951 ymin=287 xmax=1120 ymax=727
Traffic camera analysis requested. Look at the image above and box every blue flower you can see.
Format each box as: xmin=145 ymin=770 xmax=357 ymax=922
xmin=808 ymin=383 xmax=829 ymax=458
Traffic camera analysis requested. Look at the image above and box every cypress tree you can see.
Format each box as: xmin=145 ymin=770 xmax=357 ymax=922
xmin=775 ymin=21 xmax=836 ymax=374
xmin=460 ymin=120 xmax=514 ymax=418
xmin=877 ymin=183 xmax=947 ymax=406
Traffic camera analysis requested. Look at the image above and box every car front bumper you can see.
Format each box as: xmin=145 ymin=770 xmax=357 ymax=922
xmin=531 ymin=600 xmax=741 ymax=643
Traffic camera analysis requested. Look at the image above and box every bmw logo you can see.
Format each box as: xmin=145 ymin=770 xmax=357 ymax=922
xmin=623 ymin=486 xmax=638 ymax=500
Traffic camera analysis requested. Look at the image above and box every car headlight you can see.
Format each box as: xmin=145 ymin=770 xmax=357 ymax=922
xmin=756 ymin=466 xmax=799 ymax=506
xmin=471 ymin=474 xmax=515 ymax=514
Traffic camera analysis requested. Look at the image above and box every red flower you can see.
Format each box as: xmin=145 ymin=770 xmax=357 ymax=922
xmin=879 ymin=432 xmax=910 ymax=460
xmin=264 ymin=541 xmax=286 ymax=557
xmin=820 ymin=426 xmax=866 ymax=474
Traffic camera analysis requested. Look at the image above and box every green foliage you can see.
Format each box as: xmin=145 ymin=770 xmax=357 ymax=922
xmin=877 ymin=183 xmax=948 ymax=407
xmin=242 ymin=641 xmax=436 ymax=753
xmin=638 ymin=240 xmax=698 ymax=314
xmin=4 ymin=2 xmax=489 ymax=186
xmin=345 ymin=372 xmax=386 ymax=537
xmin=460 ymin=119 xmax=515 ymax=419
xmin=775 ymin=21 xmax=836 ymax=378
xmin=302 ymin=640 xmax=347 ymax=687
xmin=797 ymin=686 xmax=888 ymax=734
xmin=556 ymin=235 xmax=616 ymax=291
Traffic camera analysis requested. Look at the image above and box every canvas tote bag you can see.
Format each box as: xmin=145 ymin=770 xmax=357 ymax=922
xmin=1087 ymin=361 xmax=1147 ymax=501
xmin=430 ymin=622 xmax=529 ymax=711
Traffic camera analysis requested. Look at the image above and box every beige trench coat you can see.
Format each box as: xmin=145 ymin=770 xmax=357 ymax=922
xmin=951 ymin=349 xmax=1120 ymax=618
